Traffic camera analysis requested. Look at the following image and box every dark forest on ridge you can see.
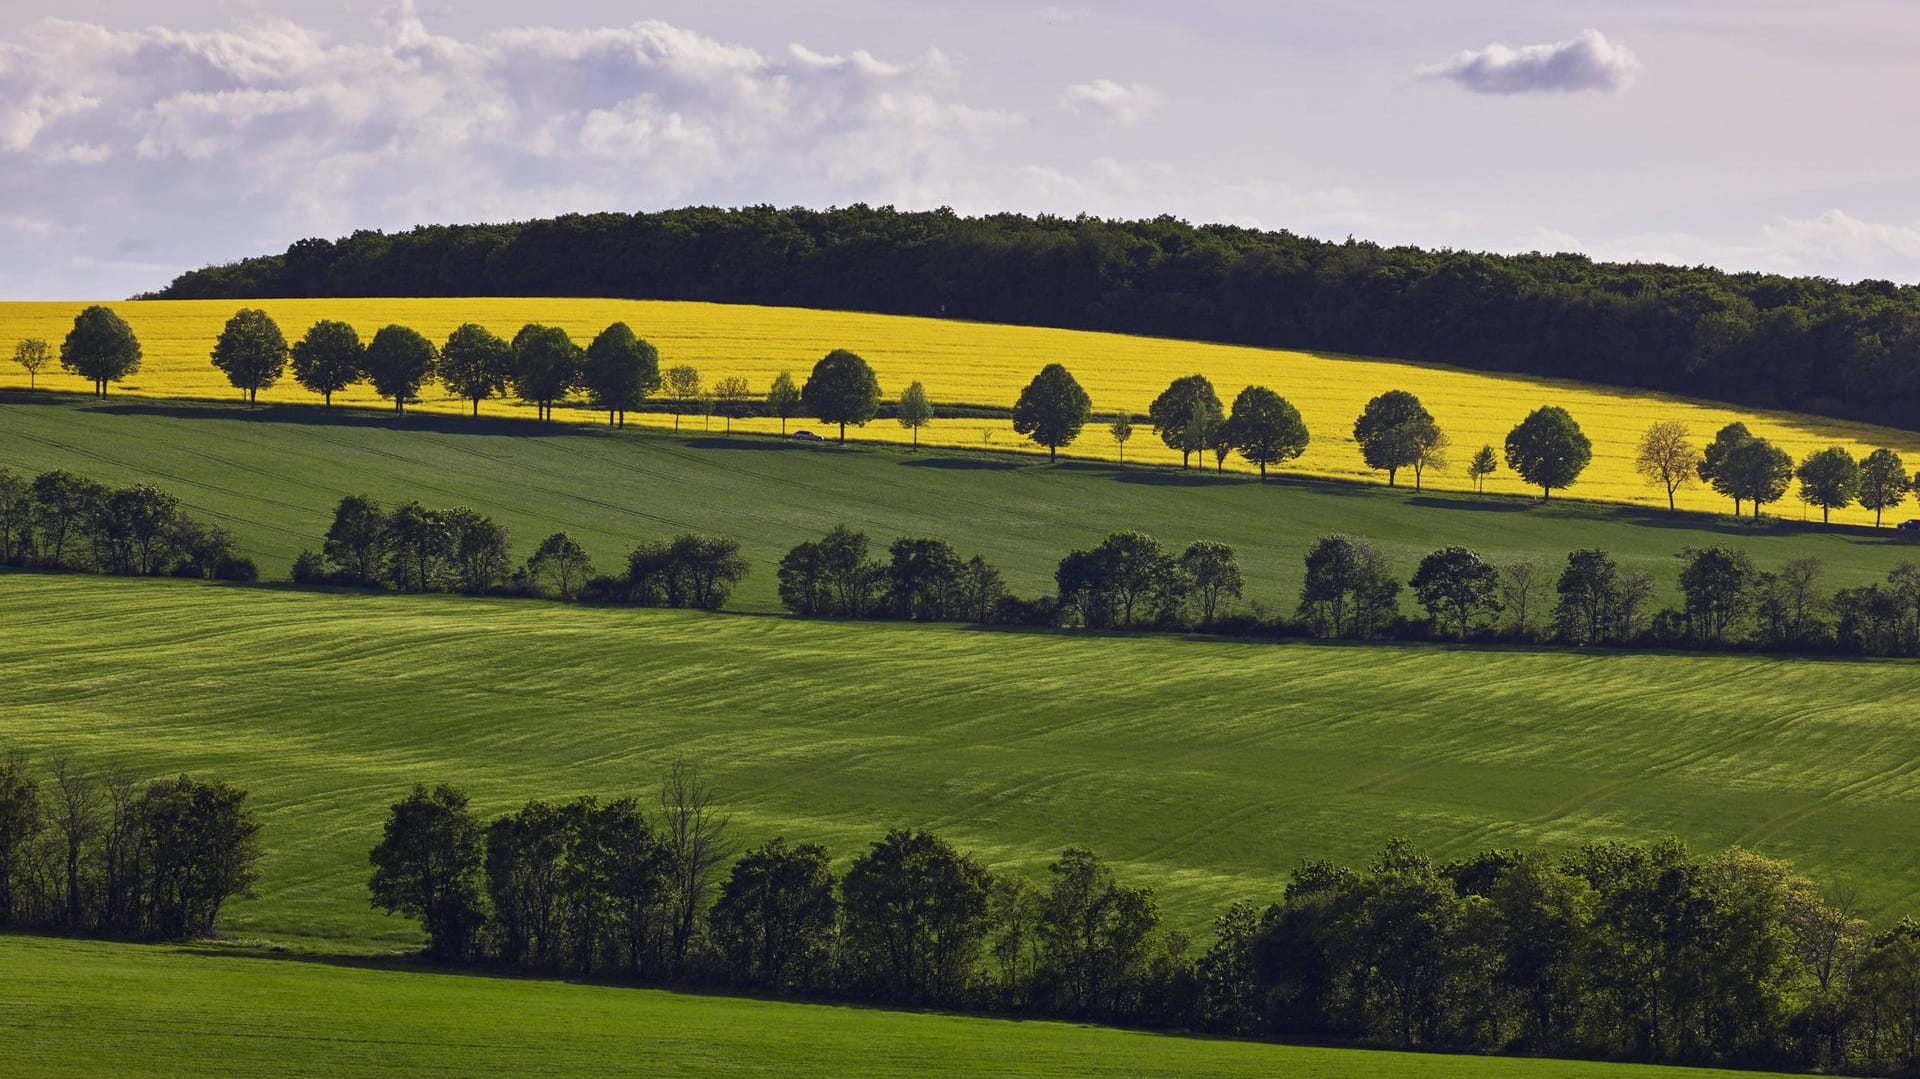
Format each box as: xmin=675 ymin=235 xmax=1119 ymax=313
xmin=155 ymin=204 xmax=1920 ymax=427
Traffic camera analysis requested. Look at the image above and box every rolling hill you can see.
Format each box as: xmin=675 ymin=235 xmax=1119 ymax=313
xmin=1 ymin=936 xmax=1801 ymax=1079
xmin=3 ymin=574 xmax=1918 ymax=954
xmin=3 ymin=395 xmax=1917 ymax=614
xmin=5 ymin=297 xmax=1919 ymax=524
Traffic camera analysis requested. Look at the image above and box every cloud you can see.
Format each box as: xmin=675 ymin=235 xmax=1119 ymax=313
xmin=1061 ymin=79 xmax=1164 ymax=125
xmin=1493 ymin=211 xmax=1920 ymax=283
xmin=1418 ymin=29 xmax=1640 ymax=95
xmin=0 ymin=6 xmax=1020 ymax=296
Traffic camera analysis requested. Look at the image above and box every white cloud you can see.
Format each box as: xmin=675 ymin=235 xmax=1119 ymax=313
xmin=0 ymin=6 xmax=1020 ymax=295
xmin=1061 ymin=79 xmax=1164 ymax=125
xmin=1418 ymin=29 xmax=1641 ymax=95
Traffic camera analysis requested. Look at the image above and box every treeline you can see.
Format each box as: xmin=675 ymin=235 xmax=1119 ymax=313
xmin=0 ymin=467 xmax=256 ymax=580
xmin=776 ymin=525 xmax=1920 ymax=658
xmin=31 ymin=304 xmax=1920 ymax=527
xmin=24 ymin=305 xmax=914 ymax=444
xmin=0 ymin=752 xmax=262 ymax=940
xmin=150 ymin=205 xmax=1920 ymax=426
xmin=372 ymin=771 xmax=1920 ymax=1075
xmin=294 ymin=494 xmax=748 ymax=607
xmin=14 ymin=467 xmax=1920 ymax=660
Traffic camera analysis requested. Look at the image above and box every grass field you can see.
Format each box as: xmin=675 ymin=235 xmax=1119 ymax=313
xmin=4 ymin=395 xmax=1918 ymax=611
xmin=4 ymin=574 xmax=1919 ymax=953
xmin=0 ymin=936 xmax=1799 ymax=1079
xmin=3 ymin=297 xmax=1917 ymax=524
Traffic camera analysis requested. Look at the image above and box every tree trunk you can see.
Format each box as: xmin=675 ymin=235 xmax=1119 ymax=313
xmin=1668 ymin=486 xmax=1676 ymax=511
xmin=1049 ymin=444 xmax=1056 ymax=461
xmin=1388 ymin=467 xmax=1397 ymax=487
xmin=839 ymin=422 xmax=846 ymax=444
xmin=1542 ymin=485 xmax=1550 ymax=500
xmin=1259 ymin=461 xmax=1266 ymax=478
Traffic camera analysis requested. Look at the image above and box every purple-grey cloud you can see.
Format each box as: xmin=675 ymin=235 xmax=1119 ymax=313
xmin=1419 ymin=29 xmax=1640 ymax=95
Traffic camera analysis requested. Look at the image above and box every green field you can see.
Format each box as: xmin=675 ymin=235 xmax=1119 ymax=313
xmin=3 ymin=573 xmax=1918 ymax=952
xmin=3 ymin=394 xmax=1918 ymax=613
xmin=0 ymin=935 xmax=1799 ymax=1079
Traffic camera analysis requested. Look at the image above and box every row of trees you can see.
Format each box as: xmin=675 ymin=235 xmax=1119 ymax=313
xmin=769 ymin=523 xmax=1920 ymax=659
xmin=151 ymin=206 xmax=1920 ymax=429
xmin=0 ymin=753 xmax=261 ymax=939
xmin=299 ymin=494 xmax=748 ymax=608
xmin=27 ymin=309 xmax=1917 ymax=523
xmin=16 ymin=307 xmax=913 ymax=441
xmin=367 ymin=773 xmax=1920 ymax=1074
xmin=14 ymin=470 xmax=1917 ymax=660
xmin=776 ymin=527 xmax=1005 ymax=620
xmin=0 ymin=467 xmax=255 ymax=580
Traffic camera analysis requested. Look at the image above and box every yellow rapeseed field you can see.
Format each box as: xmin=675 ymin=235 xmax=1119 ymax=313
xmin=4 ymin=297 xmax=1918 ymax=525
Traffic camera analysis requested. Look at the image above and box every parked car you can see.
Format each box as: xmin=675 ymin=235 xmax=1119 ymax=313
xmin=1898 ymin=519 xmax=1920 ymax=536
xmin=790 ymin=430 xmax=824 ymax=442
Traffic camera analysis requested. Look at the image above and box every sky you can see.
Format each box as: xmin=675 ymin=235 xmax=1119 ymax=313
xmin=4 ymin=0 xmax=1920 ymax=298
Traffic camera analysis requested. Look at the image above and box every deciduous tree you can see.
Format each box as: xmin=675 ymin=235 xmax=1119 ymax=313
xmin=1410 ymin=546 xmax=1501 ymax=639
xmin=526 ymin=532 xmax=593 ymax=600
xmin=1108 ymin=412 xmax=1134 ymax=462
xmin=895 ymin=381 xmax=933 ymax=447
xmin=713 ymin=376 xmax=754 ymax=434
xmin=510 ymin=324 xmax=581 ymax=422
xmin=11 ymin=338 xmax=51 ymax=389
xmin=1148 ymin=375 xmax=1223 ymax=469
xmin=802 ymin=350 xmax=881 ymax=443
xmin=764 ymin=371 xmax=802 ymax=434
xmin=665 ymin=365 xmax=702 ymax=432
xmin=709 ymin=837 xmax=837 ymax=992
xmin=363 ymin=325 xmax=437 ymax=413
xmin=368 ymin=783 xmax=487 ymax=961
xmin=1634 ymin=421 xmax=1702 ymax=511
xmin=1298 ymin=533 xmax=1400 ymax=638
xmin=1858 ymin=448 xmax=1909 ymax=526
xmin=1222 ymin=385 xmax=1309 ymax=478
xmin=290 ymin=320 xmax=364 ymax=406
xmin=1699 ymin=422 xmax=1753 ymax=515
xmin=60 ymin=305 xmax=141 ymax=397
xmin=1467 ymin=444 xmax=1498 ymax=493
xmin=841 ymin=828 xmax=993 ymax=1004
xmin=323 ymin=494 xmax=388 ymax=584
xmin=1504 ymin=406 xmax=1591 ymax=500
xmin=438 ymin=323 xmax=513 ymax=416
xmin=209 ymin=308 xmax=288 ymax=406
xmin=1353 ymin=390 xmax=1434 ymax=488
xmin=1797 ymin=446 xmax=1860 ymax=524
xmin=1011 ymin=363 xmax=1092 ymax=461
xmin=1179 ymin=541 xmax=1242 ymax=626
xmin=580 ymin=322 xmax=660 ymax=427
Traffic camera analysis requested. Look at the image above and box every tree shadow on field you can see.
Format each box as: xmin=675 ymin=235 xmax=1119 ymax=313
xmin=683 ymin=437 xmax=813 ymax=452
xmin=168 ymin=942 xmax=1194 ymax=1027
xmin=1110 ymin=469 xmax=1247 ymax=489
xmin=94 ymin=400 xmax=580 ymax=438
xmin=899 ymin=456 xmax=1019 ymax=471
xmin=1407 ymin=495 xmax=1534 ymax=513
xmin=0 ymin=389 xmax=74 ymax=406
xmin=1611 ymin=506 xmax=1907 ymax=545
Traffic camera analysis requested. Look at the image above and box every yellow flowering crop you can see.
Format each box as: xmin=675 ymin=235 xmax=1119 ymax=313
xmin=3 ymin=297 xmax=1917 ymax=525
